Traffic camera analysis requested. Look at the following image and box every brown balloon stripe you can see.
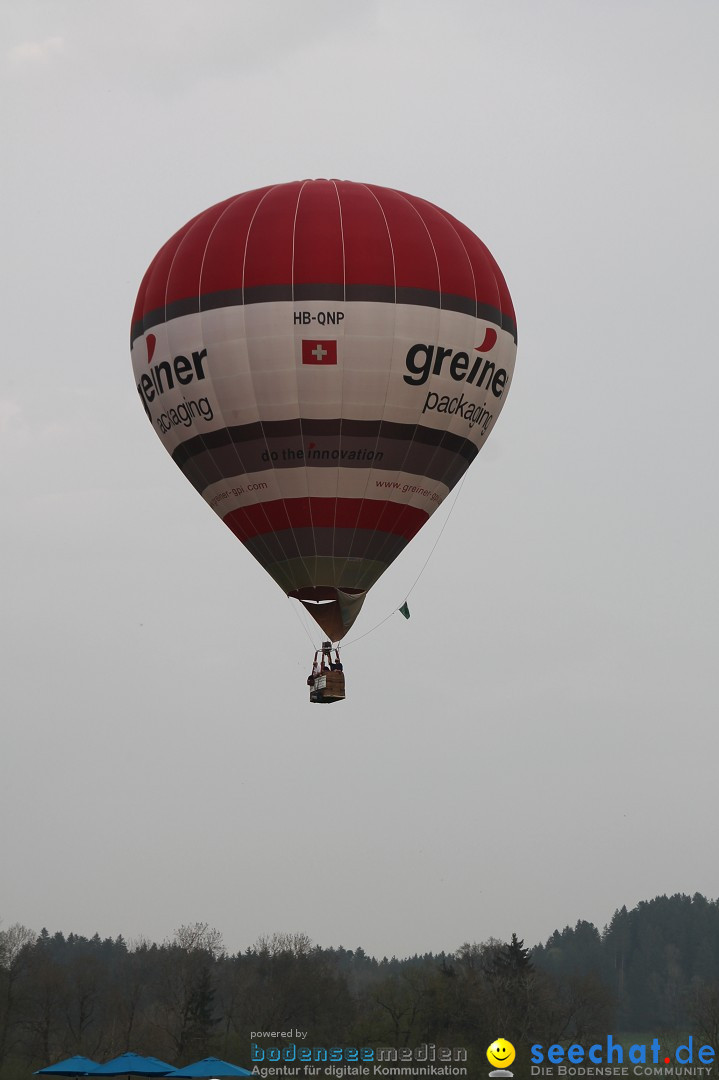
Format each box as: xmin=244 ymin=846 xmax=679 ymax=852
xmin=224 ymin=497 xmax=428 ymax=544
xmin=173 ymin=418 xmax=476 ymax=493
xmin=239 ymin=525 xmax=409 ymax=565
xmin=264 ymin=553 xmax=390 ymax=596
xmin=130 ymin=285 xmax=516 ymax=346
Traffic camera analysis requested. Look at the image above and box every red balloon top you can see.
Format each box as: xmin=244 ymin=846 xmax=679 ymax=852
xmin=131 ymin=179 xmax=516 ymax=346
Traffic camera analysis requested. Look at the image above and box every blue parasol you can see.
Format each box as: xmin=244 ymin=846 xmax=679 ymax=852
xmin=165 ymin=1059 xmax=251 ymax=1077
xmin=88 ymin=1055 xmax=174 ymax=1076
xmin=35 ymin=1058 xmax=102 ymax=1076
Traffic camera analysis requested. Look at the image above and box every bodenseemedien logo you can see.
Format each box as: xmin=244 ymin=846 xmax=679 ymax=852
xmin=249 ymin=1039 xmax=469 ymax=1074
xmin=487 ymin=1038 xmax=516 ymax=1077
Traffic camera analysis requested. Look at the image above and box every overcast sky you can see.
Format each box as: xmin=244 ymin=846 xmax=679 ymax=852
xmin=1 ymin=0 xmax=718 ymax=961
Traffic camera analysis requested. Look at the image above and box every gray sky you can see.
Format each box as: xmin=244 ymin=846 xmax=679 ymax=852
xmin=1 ymin=0 xmax=717 ymax=960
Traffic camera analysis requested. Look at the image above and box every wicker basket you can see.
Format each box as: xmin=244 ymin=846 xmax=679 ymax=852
xmin=309 ymin=670 xmax=346 ymax=703
xmin=324 ymin=671 xmax=345 ymax=699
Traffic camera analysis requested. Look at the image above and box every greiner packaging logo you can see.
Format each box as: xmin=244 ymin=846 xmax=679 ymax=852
xmin=402 ymin=339 xmax=506 ymax=394
xmin=135 ymin=341 xmax=214 ymax=433
xmin=133 ymin=319 xmax=512 ymax=440
xmin=403 ymin=332 xmax=509 ymax=435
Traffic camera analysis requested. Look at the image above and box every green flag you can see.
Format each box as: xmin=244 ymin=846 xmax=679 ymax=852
xmin=399 ymin=601 xmax=410 ymax=620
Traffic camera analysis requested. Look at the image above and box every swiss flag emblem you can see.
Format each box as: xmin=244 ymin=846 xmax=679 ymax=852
xmin=302 ymin=339 xmax=337 ymax=365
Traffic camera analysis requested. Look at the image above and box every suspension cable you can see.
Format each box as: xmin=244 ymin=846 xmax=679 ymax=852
xmin=341 ymin=474 xmax=466 ymax=649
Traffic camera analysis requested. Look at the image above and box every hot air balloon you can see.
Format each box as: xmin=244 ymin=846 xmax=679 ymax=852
xmin=130 ymin=180 xmax=517 ymax=688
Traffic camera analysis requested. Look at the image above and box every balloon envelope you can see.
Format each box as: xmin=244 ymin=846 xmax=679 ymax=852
xmin=131 ymin=180 xmax=517 ymax=639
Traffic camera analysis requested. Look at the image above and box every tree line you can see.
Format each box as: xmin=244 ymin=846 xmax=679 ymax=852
xmin=3 ymin=893 xmax=719 ymax=1080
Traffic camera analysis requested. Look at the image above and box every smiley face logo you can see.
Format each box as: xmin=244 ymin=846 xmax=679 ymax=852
xmin=487 ymin=1038 xmax=516 ymax=1071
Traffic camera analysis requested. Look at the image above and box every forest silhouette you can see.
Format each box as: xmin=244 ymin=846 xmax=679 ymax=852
xmin=3 ymin=893 xmax=719 ymax=1079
